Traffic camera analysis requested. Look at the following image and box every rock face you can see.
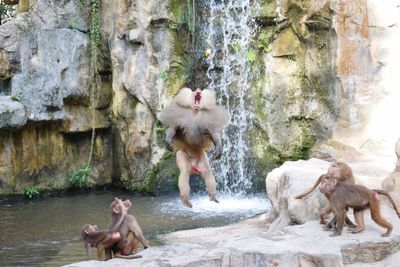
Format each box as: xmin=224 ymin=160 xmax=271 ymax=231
xmin=0 ymin=1 xmax=112 ymax=194
xmin=0 ymin=0 xmax=399 ymax=195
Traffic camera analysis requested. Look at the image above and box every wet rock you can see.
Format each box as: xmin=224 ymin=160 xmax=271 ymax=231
xmin=272 ymin=28 xmax=300 ymax=57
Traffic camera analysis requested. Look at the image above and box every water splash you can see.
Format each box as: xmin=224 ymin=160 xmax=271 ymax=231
xmin=160 ymin=194 xmax=270 ymax=218
xmin=204 ymin=0 xmax=259 ymax=195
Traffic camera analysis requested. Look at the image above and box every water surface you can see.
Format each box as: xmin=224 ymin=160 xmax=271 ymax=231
xmin=0 ymin=191 xmax=270 ymax=266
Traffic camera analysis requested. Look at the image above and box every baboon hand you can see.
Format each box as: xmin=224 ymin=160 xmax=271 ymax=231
xmin=214 ymin=145 xmax=222 ymax=159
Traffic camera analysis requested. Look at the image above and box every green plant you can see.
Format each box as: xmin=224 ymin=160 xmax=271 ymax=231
xmin=257 ymin=32 xmax=271 ymax=53
xmin=160 ymin=71 xmax=169 ymax=79
xmin=10 ymin=92 xmax=21 ymax=101
xmin=68 ymin=19 xmax=78 ymax=29
xmin=69 ymin=165 xmax=93 ymax=188
xmin=232 ymin=43 xmax=241 ymax=54
xmin=246 ymin=49 xmax=256 ymax=63
xmin=24 ymin=186 xmax=39 ymax=199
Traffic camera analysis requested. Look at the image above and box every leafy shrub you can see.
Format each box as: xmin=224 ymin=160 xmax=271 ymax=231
xmin=69 ymin=165 xmax=93 ymax=188
xmin=24 ymin=186 xmax=40 ymax=199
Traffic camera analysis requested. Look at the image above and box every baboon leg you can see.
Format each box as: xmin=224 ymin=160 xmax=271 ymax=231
xmin=319 ymin=206 xmax=331 ymax=225
xmin=369 ymin=198 xmax=393 ymax=237
xmin=345 ymin=215 xmax=357 ymax=228
xmin=176 ymin=151 xmax=192 ymax=208
xmin=96 ymin=244 xmax=106 ymax=260
xmin=330 ymin=211 xmax=345 ymax=236
xmin=349 ymin=210 xmax=365 ymax=233
xmin=200 ymin=152 xmax=218 ymax=203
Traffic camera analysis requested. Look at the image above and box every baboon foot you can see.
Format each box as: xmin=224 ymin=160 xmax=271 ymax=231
xmin=323 ymin=225 xmax=332 ymax=231
xmin=348 ymin=227 xmax=364 ymax=234
xmin=345 ymin=221 xmax=357 ymax=229
xmin=180 ymin=196 xmax=193 ymax=208
xmin=381 ymin=231 xmax=391 ymax=237
xmin=329 ymin=232 xmax=341 ymax=237
xmin=210 ymin=196 xmax=219 ymax=203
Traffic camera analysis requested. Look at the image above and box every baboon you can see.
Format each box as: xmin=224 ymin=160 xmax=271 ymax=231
xmin=109 ymin=197 xmax=149 ymax=258
xmin=295 ymin=162 xmax=357 ymax=228
xmin=159 ymin=87 xmax=229 ymax=208
xmin=80 ymin=207 xmax=127 ymax=260
xmin=80 ymin=224 xmax=121 ymax=260
xmin=319 ymin=175 xmax=400 ymax=237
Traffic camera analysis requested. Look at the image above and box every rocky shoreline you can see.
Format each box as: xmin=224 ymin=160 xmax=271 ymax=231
xmin=65 ymin=156 xmax=400 ymax=267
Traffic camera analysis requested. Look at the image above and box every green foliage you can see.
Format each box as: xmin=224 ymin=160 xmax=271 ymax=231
xmin=0 ymin=3 xmax=14 ymax=25
xmin=246 ymin=49 xmax=257 ymax=63
xmin=0 ymin=4 xmax=5 ymax=14
xmin=232 ymin=43 xmax=241 ymax=54
xmin=68 ymin=20 xmax=78 ymax=29
xmin=10 ymin=92 xmax=21 ymax=101
xmin=257 ymin=31 xmax=271 ymax=53
xmin=77 ymin=0 xmax=86 ymax=9
xmin=168 ymin=0 xmax=196 ymax=42
xmin=160 ymin=71 xmax=169 ymax=80
xmin=69 ymin=165 xmax=93 ymax=188
xmin=24 ymin=186 xmax=40 ymax=199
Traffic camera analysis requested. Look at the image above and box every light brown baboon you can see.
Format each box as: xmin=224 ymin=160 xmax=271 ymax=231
xmin=80 ymin=208 xmax=127 ymax=260
xmin=294 ymin=162 xmax=357 ymax=228
xmin=109 ymin=198 xmax=148 ymax=258
xmin=319 ymin=175 xmax=400 ymax=237
xmin=159 ymin=87 xmax=229 ymax=208
xmin=295 ymin=162 xmax=355 ymax=199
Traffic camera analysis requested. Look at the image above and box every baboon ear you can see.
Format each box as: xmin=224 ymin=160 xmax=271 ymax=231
xmin=333 ymin=178 xmax=337 ymax=185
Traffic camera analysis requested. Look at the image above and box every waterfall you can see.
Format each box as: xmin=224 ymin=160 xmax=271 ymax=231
xmin=204 ymin=0 xmax=259 ymax=195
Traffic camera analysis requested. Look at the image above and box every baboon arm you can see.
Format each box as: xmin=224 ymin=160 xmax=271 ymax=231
xmin=111 ymin=213 xmax=126 ymax=232
xmin=165 ymin=127 xmax=176 ymax=151
xmin=294 ymin=175 xmax=324 ymax=199
xmin=210 ymin=130 xmax=222 ymax=159
xmin=85 ymin=243 xmax=92 ymax=260
xmin=128 ymin=222 xmax=149 ymax=248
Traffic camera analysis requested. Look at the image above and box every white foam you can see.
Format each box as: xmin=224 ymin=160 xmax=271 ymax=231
xmin=160 ymin=194 xmax=270 ymax=219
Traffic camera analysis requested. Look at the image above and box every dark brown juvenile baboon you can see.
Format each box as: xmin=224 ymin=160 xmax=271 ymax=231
xmin=159 ymin=87 xmax=229 ymax=208
xmin=80 ymin=208 xmax=127 ymax=260
xmin=80 ymin=224 xmax=121 ymax=260
xmin=319 ymin=175 xmax=400 ymax=237
xmin=109 ymin=197 xmax=149 ymax=258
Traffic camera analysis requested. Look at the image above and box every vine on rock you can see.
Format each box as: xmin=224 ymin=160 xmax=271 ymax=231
xmin=77 ymin=0 xmax=101 ymax=167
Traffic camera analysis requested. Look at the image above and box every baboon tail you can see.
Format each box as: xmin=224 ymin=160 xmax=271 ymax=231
xmin=114 ymin=253 xmax=142 ymax=259
xmin=294 ymin=175 xmax=324 ymax=199
xmin=374 ymin=189 xmax=400 ymax=218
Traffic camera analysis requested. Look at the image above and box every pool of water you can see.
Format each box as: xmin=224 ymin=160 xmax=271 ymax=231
xmin=0 ymin=191 xmax=270 ymax=267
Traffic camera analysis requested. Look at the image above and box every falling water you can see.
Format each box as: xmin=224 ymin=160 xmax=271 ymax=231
xmin=204 ymin=0 xmax=259 ymax=195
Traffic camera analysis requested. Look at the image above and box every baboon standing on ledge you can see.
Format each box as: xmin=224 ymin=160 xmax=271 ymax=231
xmin=319 ymin=175 xmax=400 ymax=237
xmin=159 ymin=88 xmax=229 ymax=208
xmin=295 ymin=162 xmax=357 ymax=228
